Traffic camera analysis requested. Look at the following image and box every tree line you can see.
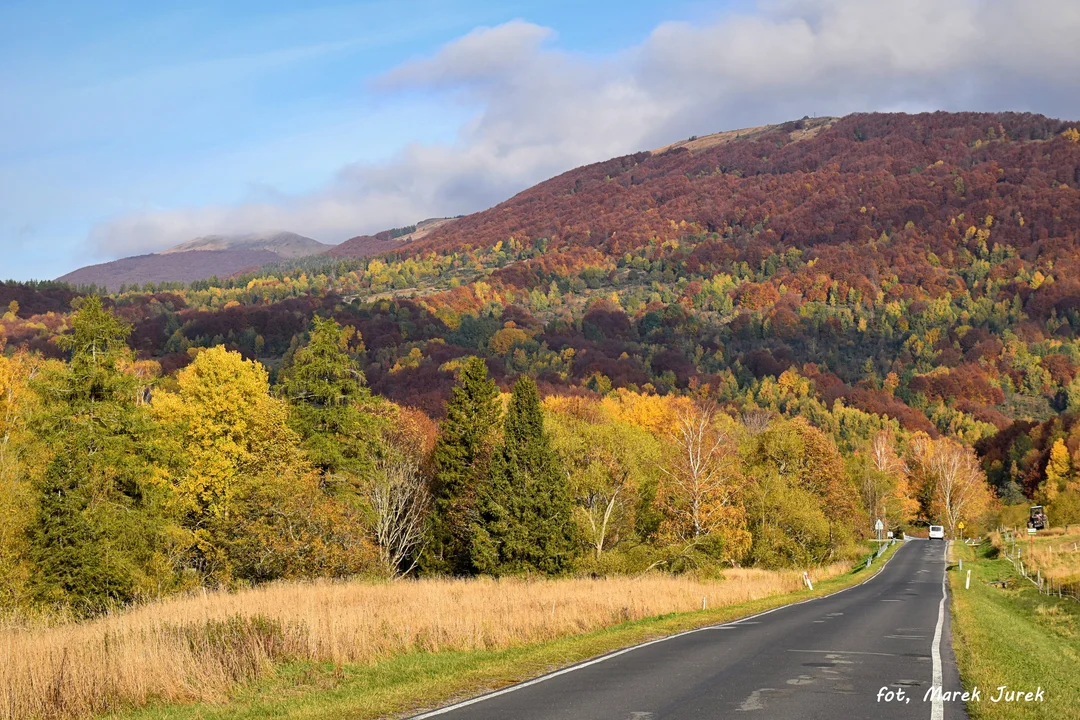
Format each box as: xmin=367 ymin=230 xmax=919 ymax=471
xmin=0 ymin=299 xmax=998 ymax=616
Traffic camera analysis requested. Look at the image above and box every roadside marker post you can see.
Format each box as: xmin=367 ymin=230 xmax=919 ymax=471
xmin=966 ymin=570 xmax=971 ymax=590
xmin=803 ymin=571 xmax=813 ymax=590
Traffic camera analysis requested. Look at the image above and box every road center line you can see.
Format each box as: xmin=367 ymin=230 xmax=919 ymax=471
xmin=787 ymin=649 xmax=899 ymax=657
xmin=930 ymin=541 xmax=946 ymax=720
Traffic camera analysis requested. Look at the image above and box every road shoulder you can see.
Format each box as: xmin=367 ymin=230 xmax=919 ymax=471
xmin=949 ymin=540 xmax=1080 ymax=719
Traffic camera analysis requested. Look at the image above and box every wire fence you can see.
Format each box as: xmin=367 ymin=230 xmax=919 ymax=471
xmin=998 ymin=530 xmax=1080 ymax=604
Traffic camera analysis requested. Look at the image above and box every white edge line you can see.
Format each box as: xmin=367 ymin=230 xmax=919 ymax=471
xmin=407 ymin=541 xmax=909 ymax=719
xmin=930 ymin=541 xmax=947 ymax=720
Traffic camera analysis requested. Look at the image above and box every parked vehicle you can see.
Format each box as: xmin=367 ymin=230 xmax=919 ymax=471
xmin=928 ymin=525 xmax=945 ymax=540
xmin=1028 ymin=506 xmax=1048 ymax=530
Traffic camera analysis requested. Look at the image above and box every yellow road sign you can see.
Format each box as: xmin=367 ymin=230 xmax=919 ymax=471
xmin=957 ymin=521 xmax=965 ymax=530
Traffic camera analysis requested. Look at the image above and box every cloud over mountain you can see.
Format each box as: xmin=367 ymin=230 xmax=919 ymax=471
xmin=89 ymin=0 xmax=1080 ymax=258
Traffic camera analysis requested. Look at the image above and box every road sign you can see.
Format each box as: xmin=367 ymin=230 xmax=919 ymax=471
xmin=957 ymin=521 xmax=965 ymax=530
xmin=874 ymin=519 xmax=884 ymax=531
xmin=1028 ymin=528 xmax=1037 ymax=535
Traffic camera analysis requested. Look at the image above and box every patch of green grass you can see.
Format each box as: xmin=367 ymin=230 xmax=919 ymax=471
xmin=950 ymin=541 xmax=1080 ymax=719
xmin=107 ymin=544 xmax=900 ymax=720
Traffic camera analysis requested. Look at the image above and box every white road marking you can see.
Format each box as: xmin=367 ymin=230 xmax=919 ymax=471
xmin=408 ymin=546 xmax=905 ymax=718
xmin=930 ymin=541 xmax=947 ymax=720
xmin=738 ymin=688 xmax=773 ymax=711
xmin=788 ymin=649 xmax=898 ymax=657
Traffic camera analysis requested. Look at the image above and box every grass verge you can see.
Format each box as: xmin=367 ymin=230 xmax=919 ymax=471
xmin=949 ymin=541 xmax=1080 ymax=719
xmin=106 ymin=543 xmax=901 ymax=720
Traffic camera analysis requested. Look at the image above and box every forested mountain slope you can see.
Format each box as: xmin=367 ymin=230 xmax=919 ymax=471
xmin=6 ymin=111 xmax=1080 ymax=504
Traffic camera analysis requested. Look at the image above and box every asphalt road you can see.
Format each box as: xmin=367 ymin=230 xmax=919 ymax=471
xmin=410 ymin=540 xmax=966 ymax=720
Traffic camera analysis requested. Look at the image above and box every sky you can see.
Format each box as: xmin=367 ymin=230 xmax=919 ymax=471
xmin=2 ymin=0 xmax=1080 ymax=281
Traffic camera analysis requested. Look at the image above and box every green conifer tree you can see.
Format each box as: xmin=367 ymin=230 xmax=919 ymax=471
xmin=425 ymin=357 xmax=500 ymax=575
xmin=29 ymin=296 xmax=163 ymax=615
xmin=279 ymin=317 xmax=383 ymax=490
xmin=472 ymin=376 xmax=575 ymax=575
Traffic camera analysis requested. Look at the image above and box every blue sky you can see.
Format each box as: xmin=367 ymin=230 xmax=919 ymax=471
xmin=1 ymin=0 xmax=719 ymax=280
xmin=3 ymin=0 xmax=1079 ymax=281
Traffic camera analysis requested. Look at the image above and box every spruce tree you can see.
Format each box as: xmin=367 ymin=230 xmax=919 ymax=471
xmin=425 ymin=357 xmax=500 ymax=575
xmin=29 ymin=449 xmax=131 ymax=612
xmin=472 ymin=376 xmax=575 ymax=575
xmin=279 ymin=317 xmax=383 ymax=490
xmin=29 ymin=296 xmax=161 ymax=614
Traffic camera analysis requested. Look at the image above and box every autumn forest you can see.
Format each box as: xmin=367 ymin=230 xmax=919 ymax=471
xmin=3 ymin=111 xmax=1080 ymax=615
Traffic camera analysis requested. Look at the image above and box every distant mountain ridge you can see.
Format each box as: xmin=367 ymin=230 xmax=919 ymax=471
xmin=57 ymin=231 xmax=330 ymax=290
xmin=56 ymin=221 xmax=465 ymax=290
xmin=160 ymin=231 xmax=330 ymax=258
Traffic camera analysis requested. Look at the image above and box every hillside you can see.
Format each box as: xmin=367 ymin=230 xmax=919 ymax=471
xmin=161 ymin=231 xmax=330 ymax=258
xmin=326 ymin=218 xmax=456 ymax=259
xmin=56 ymin=250 xmax=281 ymax=291
xmin=408 ymin=112 xmax=1078 ymax=263
xmin=56 ymin=231 xmax=329 ymax=291
xmin=8 ymin=111 xmax=1080 ymax=505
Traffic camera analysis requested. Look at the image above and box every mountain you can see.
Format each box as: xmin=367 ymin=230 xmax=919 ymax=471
xmin=161 ymin=231 xmax=330 ymax=258
xmin=406 ymin=112 xmax=1076 ymax=262
xmin=13 ymin=111 xmax=1080 ymax=502
xmin=57 ymin=231 xmax=331 ymax=290
xmin=325 ymin=218 xmax=456 ymax=259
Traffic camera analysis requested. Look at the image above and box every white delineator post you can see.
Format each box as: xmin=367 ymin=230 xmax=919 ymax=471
xmin=803 ymin=571 xmax=813 ymax=590
xmin=966 ymin=570 xmax=971 ymax=590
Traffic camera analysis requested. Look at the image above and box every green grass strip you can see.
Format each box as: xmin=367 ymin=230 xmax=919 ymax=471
xmin=949 ymin=541 xmax=1080 ymax=719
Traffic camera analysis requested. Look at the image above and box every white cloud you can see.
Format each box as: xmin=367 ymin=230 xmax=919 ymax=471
xmin=90 ymin=0 xmax=1080 ymax=258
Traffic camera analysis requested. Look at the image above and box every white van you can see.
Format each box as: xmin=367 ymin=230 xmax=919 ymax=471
xmin=928 ymin=525 xmax=945 ymax=540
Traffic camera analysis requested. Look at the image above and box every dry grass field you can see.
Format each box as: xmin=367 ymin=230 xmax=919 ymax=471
xmin=993 ymin=528 xmax=1080 ymax=585
xmin=1 ymin=565 xmax=849 ymax=720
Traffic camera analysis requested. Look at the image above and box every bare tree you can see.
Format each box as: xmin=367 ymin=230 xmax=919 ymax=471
xmin=367 ymin=456 xmax=430 ymax=578
xmin=741 ymin=409 xmax=772 ymax=436
xmin=911 ymin=436 xmax=991 ymax=537
xmin=862 ymin=429 xmax=902 ymax=528
xmin=659 ymin=403 xmax=740 ymax=543
xmin=871 ymin=429 xmax=904 ymax=477
xmin=575 ymin=457 xmax=631 ymax=560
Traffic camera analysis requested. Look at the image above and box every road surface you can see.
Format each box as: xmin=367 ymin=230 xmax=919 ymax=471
xmin=410 ymin=540 xmax=965 ymax=719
